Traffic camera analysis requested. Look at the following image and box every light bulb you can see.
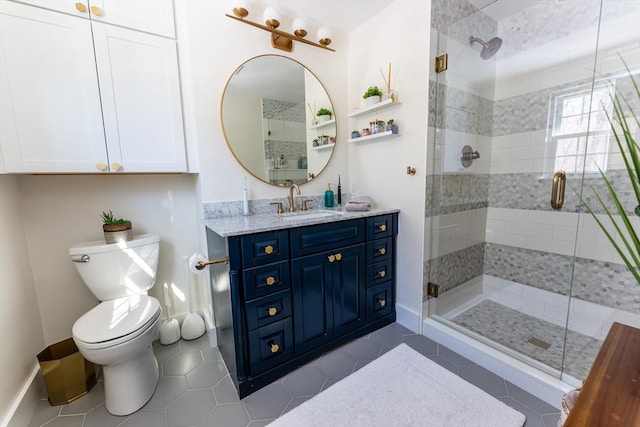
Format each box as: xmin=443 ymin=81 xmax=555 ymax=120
xmin=317 ymin=26 xmax=332 ymax=47
xmin=293 ymin=18 xmax=308 ymax=38
xmin=232 ymin=0 xmax=249 ymax=18
xmin=263 ymin=6 xmax=280 ymax=29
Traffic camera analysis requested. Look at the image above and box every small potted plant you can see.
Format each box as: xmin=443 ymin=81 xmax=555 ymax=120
xmin=386 ymin=119 xmax=398 ymax=134
xmin=316 ymin=107 xmax=332 ymax=123
xmin=363 ymin=86 xmax=383 ymax=106
xmin=351 ymin=130 xmax=361 ymax=139
xmin=101 ymin=210 xmax=132 ymax=244
xmin=312 ymin=138 xmax=320 ymax=147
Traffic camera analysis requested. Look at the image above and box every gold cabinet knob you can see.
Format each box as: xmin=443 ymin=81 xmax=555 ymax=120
xmin=379 ymin=299 xmax=386 ymax=307
xmin=264 ymin=245 xmax=274 ymax=254
xmin=75 ymin=2 xmax=87 ymax=12
xmin=378 ymin=270 xmax=386 ymax=278
xmin=266 ymin=276 xmax=275 ymax=286
xmin=111 ymin=162 xmax=122 ymax=172
xmin=270 ymin=343 xmax=280 ymax=353
xmin=378 ymin=247 xmax=386 ymax=255
xmin=268 ymin=307 xmax=277 ymax=316
xmin=379 ymin=224 xmax=387 ymax=232
xmin=335 ymin=253 xmax=342 ymax=261
xmin=90 ymin=5 xmax=103 ymax=16
xmin=328 ymin=254 xmax=335 ymax=263
xmin=96 ymin=162 xmax=107 ymax=171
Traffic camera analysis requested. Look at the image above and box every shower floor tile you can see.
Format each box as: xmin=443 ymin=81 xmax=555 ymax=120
xmin=451 ymin=299 xmax=602 ymax=380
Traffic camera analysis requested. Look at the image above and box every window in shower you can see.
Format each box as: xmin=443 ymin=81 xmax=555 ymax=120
xmin=547 ymin=81 xmax=615 ymax=175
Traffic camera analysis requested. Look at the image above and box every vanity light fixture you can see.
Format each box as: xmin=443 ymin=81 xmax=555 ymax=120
xmin=226 ymin=4 xmax=335 ymax=52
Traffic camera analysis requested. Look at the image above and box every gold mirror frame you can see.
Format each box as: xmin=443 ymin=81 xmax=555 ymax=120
xmin=220 ymin=55 xmax=336 ymax=186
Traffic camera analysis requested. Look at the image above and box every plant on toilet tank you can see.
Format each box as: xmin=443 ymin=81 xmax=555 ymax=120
xmin=101 ymin=210 xmax=132 ymax=244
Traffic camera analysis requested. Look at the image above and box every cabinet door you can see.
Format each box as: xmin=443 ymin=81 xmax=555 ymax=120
xmin=0 ymin=2 xmax=108 ymax=173
xmin=7 ymin=1 xmax=89 ymax=17
xmin=94 ymin=1 xmax=175 ymax=38
xmin=332 ymin=244 xmax=366 ymax=337
xmin=92 ymin=22 xmax=186 ymax=173
xmin=291 ymin=252 xmax=334 ymax=354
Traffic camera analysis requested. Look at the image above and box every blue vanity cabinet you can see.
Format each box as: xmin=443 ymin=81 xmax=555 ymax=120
xmin=208 ymin=212 xmax=398 ymax=399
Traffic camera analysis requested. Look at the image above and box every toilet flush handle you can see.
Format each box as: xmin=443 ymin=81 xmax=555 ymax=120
xmin=72 ymin=254 xmax=91 ymax=263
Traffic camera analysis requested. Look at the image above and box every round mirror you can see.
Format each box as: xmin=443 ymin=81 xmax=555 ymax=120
xmin=221 ymin=55 xmax=336 ymax=186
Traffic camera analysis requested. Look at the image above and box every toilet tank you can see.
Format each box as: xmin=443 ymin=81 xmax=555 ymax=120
xmin=69 ymin=234 xmax=160 ymax=301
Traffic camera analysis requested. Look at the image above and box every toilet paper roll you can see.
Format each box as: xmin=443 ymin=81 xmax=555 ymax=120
xmin=188 ymin=253 xmax=208 ymax=275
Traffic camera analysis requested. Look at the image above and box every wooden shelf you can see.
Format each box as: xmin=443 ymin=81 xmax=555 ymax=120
xmin=347 ymin=99 xmax=401 ymax=118
xmin=310 ymin=143 xmax=336 ymax=151
xmin=309 ymin=119 xmax=335 ymax=130
xmin=348 ymin=131 xmax=400 ymax=143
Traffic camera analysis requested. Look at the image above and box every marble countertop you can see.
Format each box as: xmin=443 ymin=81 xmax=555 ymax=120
xmin=204 ymin=207 xmax=400 ymax=237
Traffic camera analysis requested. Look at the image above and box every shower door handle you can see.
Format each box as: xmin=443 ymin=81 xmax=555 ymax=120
xmin=551 ymin=171 xmax=566 ymax=210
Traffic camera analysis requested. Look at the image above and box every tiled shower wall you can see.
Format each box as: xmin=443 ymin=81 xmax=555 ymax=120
xmin=425 ymin=0 xmax=640 ymax=311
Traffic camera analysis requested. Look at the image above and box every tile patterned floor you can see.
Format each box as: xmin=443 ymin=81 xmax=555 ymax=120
xmin=28 ymin=323 xmax=561 ymax=427
xmin=451 ymin=299 xmax=602 ymax=380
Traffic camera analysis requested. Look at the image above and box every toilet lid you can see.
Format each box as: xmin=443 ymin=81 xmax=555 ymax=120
xmin=73 ymin=295 xmax=160 ymax=344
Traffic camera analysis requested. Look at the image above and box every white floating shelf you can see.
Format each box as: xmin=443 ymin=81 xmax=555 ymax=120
xmin=310 ymin=143 xmax=336 ymax=151
xmin=347 ymin=99 xmax=401 ymax=118
xmin=348 ymin=131 xmax=400 ymax=143
xmin=309 ymin=119 xmax=336 ymax=130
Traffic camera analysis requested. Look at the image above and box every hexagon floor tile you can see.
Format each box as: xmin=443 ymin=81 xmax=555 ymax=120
xmin=27 ymin=324 xmax=561 ymax=426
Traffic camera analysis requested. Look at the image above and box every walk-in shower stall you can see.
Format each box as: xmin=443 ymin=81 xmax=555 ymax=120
xmin=424 ymin=0 xmax=640 ymax=396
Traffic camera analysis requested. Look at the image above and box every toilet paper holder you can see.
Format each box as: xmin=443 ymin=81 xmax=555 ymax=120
xmin=195 ymin=256 xmax=229 ymax=270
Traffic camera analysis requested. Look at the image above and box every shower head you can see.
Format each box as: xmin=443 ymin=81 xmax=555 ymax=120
xmin=469 ymin=36 xmax=502 ymax=60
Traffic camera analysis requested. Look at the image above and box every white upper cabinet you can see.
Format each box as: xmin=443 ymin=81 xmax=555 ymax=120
xmin=0 ymin=1 xmax=186 ymax=173
xmin=8 ymin=0 xmax=175 ymax=37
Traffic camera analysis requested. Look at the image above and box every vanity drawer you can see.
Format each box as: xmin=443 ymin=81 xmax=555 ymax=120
xmin=241 ymin=230 xmax=290 ymax=267
xmin=366 ymin=282 xmax=392 ymax=322
xmin=366 ymin=237 xmax=393 ymax=263
xmin=248 ymin=318 xmax=293 ymax=376
xmin=245 ymin=290 xmax=292 ymax=331
xmin=366 ymin=214 xmax=395 ymax=240
xmin=290 ymin=219 xmax=365 ymax=257
xmin=243 ymin=261 xmax=290 ymax=300
xmin=367 ymin=259 xmax=393 ymax=287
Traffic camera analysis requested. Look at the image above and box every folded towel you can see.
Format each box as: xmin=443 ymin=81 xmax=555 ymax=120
xmin=350 ymin=196 xmax=371 ymax=205
xmin=345 ymin=201 xmax=370 ymax=212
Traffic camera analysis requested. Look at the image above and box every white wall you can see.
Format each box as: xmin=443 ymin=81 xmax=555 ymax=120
xmin=0 ymin=175 xmax=45 ymax=426
xmin=347 ymin=0 xmax=431 ymax=332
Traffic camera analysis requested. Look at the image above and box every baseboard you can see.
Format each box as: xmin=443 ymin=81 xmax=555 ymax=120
xmin=395 ymin=303 xmax=422 ymax=333
xmin=3 ymin=364 xmax=44 ymax=427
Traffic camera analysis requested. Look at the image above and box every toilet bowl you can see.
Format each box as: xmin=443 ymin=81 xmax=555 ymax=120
xmin=69 ymin=234 xmax=162 ymax=416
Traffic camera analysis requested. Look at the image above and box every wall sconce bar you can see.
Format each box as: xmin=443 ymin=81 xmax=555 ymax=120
xmin=225 ymin=14 xmax=336 ymax=52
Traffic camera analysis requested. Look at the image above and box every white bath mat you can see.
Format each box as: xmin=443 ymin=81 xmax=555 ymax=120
xmin=268 ymin=343 xmax=525 ymax=427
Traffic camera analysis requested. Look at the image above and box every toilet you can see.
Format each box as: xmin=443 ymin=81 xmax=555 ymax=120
xmin=69 ymin=234 xmax=162 ymax=416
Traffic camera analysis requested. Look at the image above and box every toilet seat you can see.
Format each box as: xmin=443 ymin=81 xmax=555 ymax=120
xmin=73 ymin=295 xmax=161 ymax=349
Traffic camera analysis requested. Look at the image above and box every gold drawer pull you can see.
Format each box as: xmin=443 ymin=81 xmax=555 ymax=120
xmin=90 ymin=5 xmax=103 ymax=16
xmin=335 ymin=253 xmax=342 ymax=261
xmin=75 ymin=2 xmax=87 ymax=12
xmin=378 ymin=299 xmax=386 ymax=307
xmin=378 ymin=247 xmax=386 ymax=255
xmin=328 ymin=254 xmax=336 ymax=263
xmin=264 ymin=245 xmax=274 ymax=255
xmin=378 ymin=270 xmax=386 ymax=278
xmin=268 ymin=307 xmax=277 ymax=316
xmin=379 ymin=224 xmax=387 ymax=232
xmin=270 ymin=343 xmax=280 ymax=353
xmin=266 ymin=276 xmax=276 ymax=286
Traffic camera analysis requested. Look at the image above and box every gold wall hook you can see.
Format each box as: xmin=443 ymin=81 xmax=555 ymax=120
xmin=406 ymin=166 xmax=416 ymax=175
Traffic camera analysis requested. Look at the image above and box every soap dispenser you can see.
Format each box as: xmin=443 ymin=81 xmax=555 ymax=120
xmin=325 ymin=183 xmax=334 ymax=208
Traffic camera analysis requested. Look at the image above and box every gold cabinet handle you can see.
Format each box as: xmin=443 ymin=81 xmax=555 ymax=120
xmin=96 ymin=162 xmax=107 ymax=171
xmin=378 ymin=298 xmax=386 ymax=307
xmin=111 ymin=162 xmax=122 ymax=172
xmin=335 ymin=253 xmax=342 ymax=261
xmin=75 ymin=2 xmax=87 ymax=12
xmin=551 ymin=170 xmax=566 ymax=210
xmin=270 ymin=343 xmax=279 ymax=353
xmin=328 ymin=254 xmax=336 ymax=263
xmin=266 ymin=276 xmax=275 ymax=286
xmin=379 ymin=224 xmax=387 ymax=232
xmin=378 ymin=247 xmax=386 ymax=255
xmin=378 ymin=270 xmax=386 ymax=278
xmin=264 ymin=245 xmax=274 ymax=254
xmin=90 ymin=5 xmax=103 ymax=16
xmin=268 ymin=307 xmax=277 ymax=316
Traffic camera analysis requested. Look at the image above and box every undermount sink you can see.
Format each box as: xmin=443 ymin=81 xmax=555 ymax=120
xmin=279 ymin=210 xmax=343 ymax=221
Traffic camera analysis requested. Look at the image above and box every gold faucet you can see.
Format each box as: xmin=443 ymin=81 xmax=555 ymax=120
xmin=288 ymin=184 xmax=300 ymax=212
